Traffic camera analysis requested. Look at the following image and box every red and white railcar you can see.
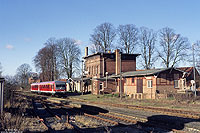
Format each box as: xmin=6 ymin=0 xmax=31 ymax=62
xmin=31 ymin=81 xmax=66 ymax=94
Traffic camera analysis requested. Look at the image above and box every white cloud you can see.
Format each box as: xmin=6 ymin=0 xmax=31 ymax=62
xmin=75 ymin=40 xmax=83 ymax=45
xmin=5 ymin=44 xmax=14 ymax=50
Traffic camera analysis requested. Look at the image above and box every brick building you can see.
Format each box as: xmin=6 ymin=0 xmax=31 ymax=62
xmin=83 ymin=47 xmax=139 ymax=94
xmin=112 ymin=67 xmax=200 ymax=99
xmin=83 ymin=47 xmax=199 ymax=99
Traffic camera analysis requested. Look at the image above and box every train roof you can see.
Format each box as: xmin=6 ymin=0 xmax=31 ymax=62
xmin=31 ymin=80 xmax=66 ymax=85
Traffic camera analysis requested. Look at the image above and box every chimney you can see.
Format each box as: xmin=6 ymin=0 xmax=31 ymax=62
xmin=85 ymin=47 xmax=88 ymax=57
xmin=115 ymin=49 xmax=120 ymax=75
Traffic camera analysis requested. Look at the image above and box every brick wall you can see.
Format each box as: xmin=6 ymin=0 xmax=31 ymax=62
xmin=85 ymin=51 xmax=137 ymax=79
xmin=156 ymin=70 xmax=183 ymax=94
xmin=85 ymin=55 xmax=101 ymax=78
xmin=103 ymin=80 xmax=116 ymax=93
xmin=84 ymin=50 xmax=138 ymax=95
xmin=122 ymin=60 xmax=136 ymax=72
xmin=117 ymin=76 xmax=157 ymax=99
xmin=105 ymin=59 xmax=116 ymax=75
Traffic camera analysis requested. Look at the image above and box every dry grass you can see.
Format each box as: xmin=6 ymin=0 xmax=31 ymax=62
xmin=0 ymin=113 xmax=24 ymax=130
xmin=75 ymin=115 xmax=100 ymax=128
xmin=0 ymin=95 xmax=32 ymax=131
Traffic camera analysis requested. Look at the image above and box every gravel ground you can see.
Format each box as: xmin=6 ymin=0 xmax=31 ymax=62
xmin=11 ymin=92 xmax=200 ymax=132
xmin=67 ymin=100 xmax=200 ymax=132
xmin=21 ymin=117 xmax=47 ymax=132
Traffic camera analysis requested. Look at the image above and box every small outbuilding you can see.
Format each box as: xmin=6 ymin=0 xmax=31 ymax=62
xmin=112 ymin=67 xmax=200 ymax=99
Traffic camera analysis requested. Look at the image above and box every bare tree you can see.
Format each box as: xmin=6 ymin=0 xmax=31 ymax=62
xmin=194 ymin=41 xmax=200 ymax=71
xmin=89 ymin=43 xmax=101 ymax=54
xmin=44 ymin=38 xmax=60 ymax=80
xmin=118 ymin=24 xmax=138 ymax=54
xmin=90 ymin=22 xmax=116 ymax=53
xmin=34 ymin=38 xmax=60 ymax=82
xmin=139 ymin=27 xmax=157 ymax=69
xmin=16 ymin=63 xmax=32 ymax=89
xmin=4 ymin=75 xmax=19 ymax=104
xmin=157 ymin=27 xmax=190 ymax=68
xmin=57 ymin=37 xmax=81 ymax=78
xmin=34 ymin=46 xmax=50 ymax=81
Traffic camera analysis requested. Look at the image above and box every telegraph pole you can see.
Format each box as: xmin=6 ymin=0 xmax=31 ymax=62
xmin=120 ymin=53 xmax=122 ymax=100
xmin=81 ymin=60 xmax=84 ymax=95
xmin=0 ymin=78 xmax=5 ymax=115
xmin=193 ymin=43 xmax=196 ymax=97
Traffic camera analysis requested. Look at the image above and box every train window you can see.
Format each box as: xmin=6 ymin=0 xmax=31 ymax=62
xmin=56 ymin=84 xmax=66 ymax=88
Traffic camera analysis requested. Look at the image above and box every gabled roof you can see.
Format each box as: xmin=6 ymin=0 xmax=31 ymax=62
xmin=110 ymin=67 xmax=185 ymax=78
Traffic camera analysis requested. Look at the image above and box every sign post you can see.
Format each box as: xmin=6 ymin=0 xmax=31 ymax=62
xmin=0 ymin=78 xmax=5 ymax=114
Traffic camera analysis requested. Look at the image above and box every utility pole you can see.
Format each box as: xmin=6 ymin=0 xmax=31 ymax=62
xmin=0 ymin=78 xmax=5 ymax=115
xmin=81 ymin=60 xmax=84 ymax=95
xmin=193 ymin=43 xmax=196 ymax=97
xmin=120 ymin=52 xmax=122 ymax=100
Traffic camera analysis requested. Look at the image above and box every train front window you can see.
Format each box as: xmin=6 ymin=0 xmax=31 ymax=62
xmin=56 ymin=84 xmax=66 ymax=89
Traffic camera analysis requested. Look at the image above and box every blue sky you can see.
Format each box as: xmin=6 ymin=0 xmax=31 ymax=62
xmin=0 ymin=0 xmax=200 ymax=75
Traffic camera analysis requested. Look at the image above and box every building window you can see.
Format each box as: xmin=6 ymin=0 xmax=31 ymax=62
xmin=132 ymin=78 xmax=134 ymax=83
xmin=174 ymin=80 xmax=179 ymax=88
xmin=147 ymin=80 xmax=152 ymax=88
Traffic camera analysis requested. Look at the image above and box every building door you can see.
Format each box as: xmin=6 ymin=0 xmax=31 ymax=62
xmin=137 ymin=79 xmax=143 ymax=93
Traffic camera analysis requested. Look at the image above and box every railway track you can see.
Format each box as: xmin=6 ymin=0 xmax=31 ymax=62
xmin=38 ymin=100 xmax=85 ymax=132
xmin=20 ymin=91 xmax=200 ymax=120
xmin=16 ymin=91 xmax=200 ymax=132
xmin=32 ymin=100 xmax=54 ymax=132
xmin=32 ymin=99 xmax=84 ymax=132
xmin=49 ymin=101 xmax=185 ymax=132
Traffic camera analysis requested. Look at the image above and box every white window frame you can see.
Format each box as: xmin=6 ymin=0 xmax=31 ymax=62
xmin=147 ymin=80 xmax=152 ymax=88
xmin=174 ymin=80 xmax=179 ymax=88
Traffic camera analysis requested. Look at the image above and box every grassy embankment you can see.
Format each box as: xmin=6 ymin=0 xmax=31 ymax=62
xmin=68 ymin=94 xmax=200 ymax=112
